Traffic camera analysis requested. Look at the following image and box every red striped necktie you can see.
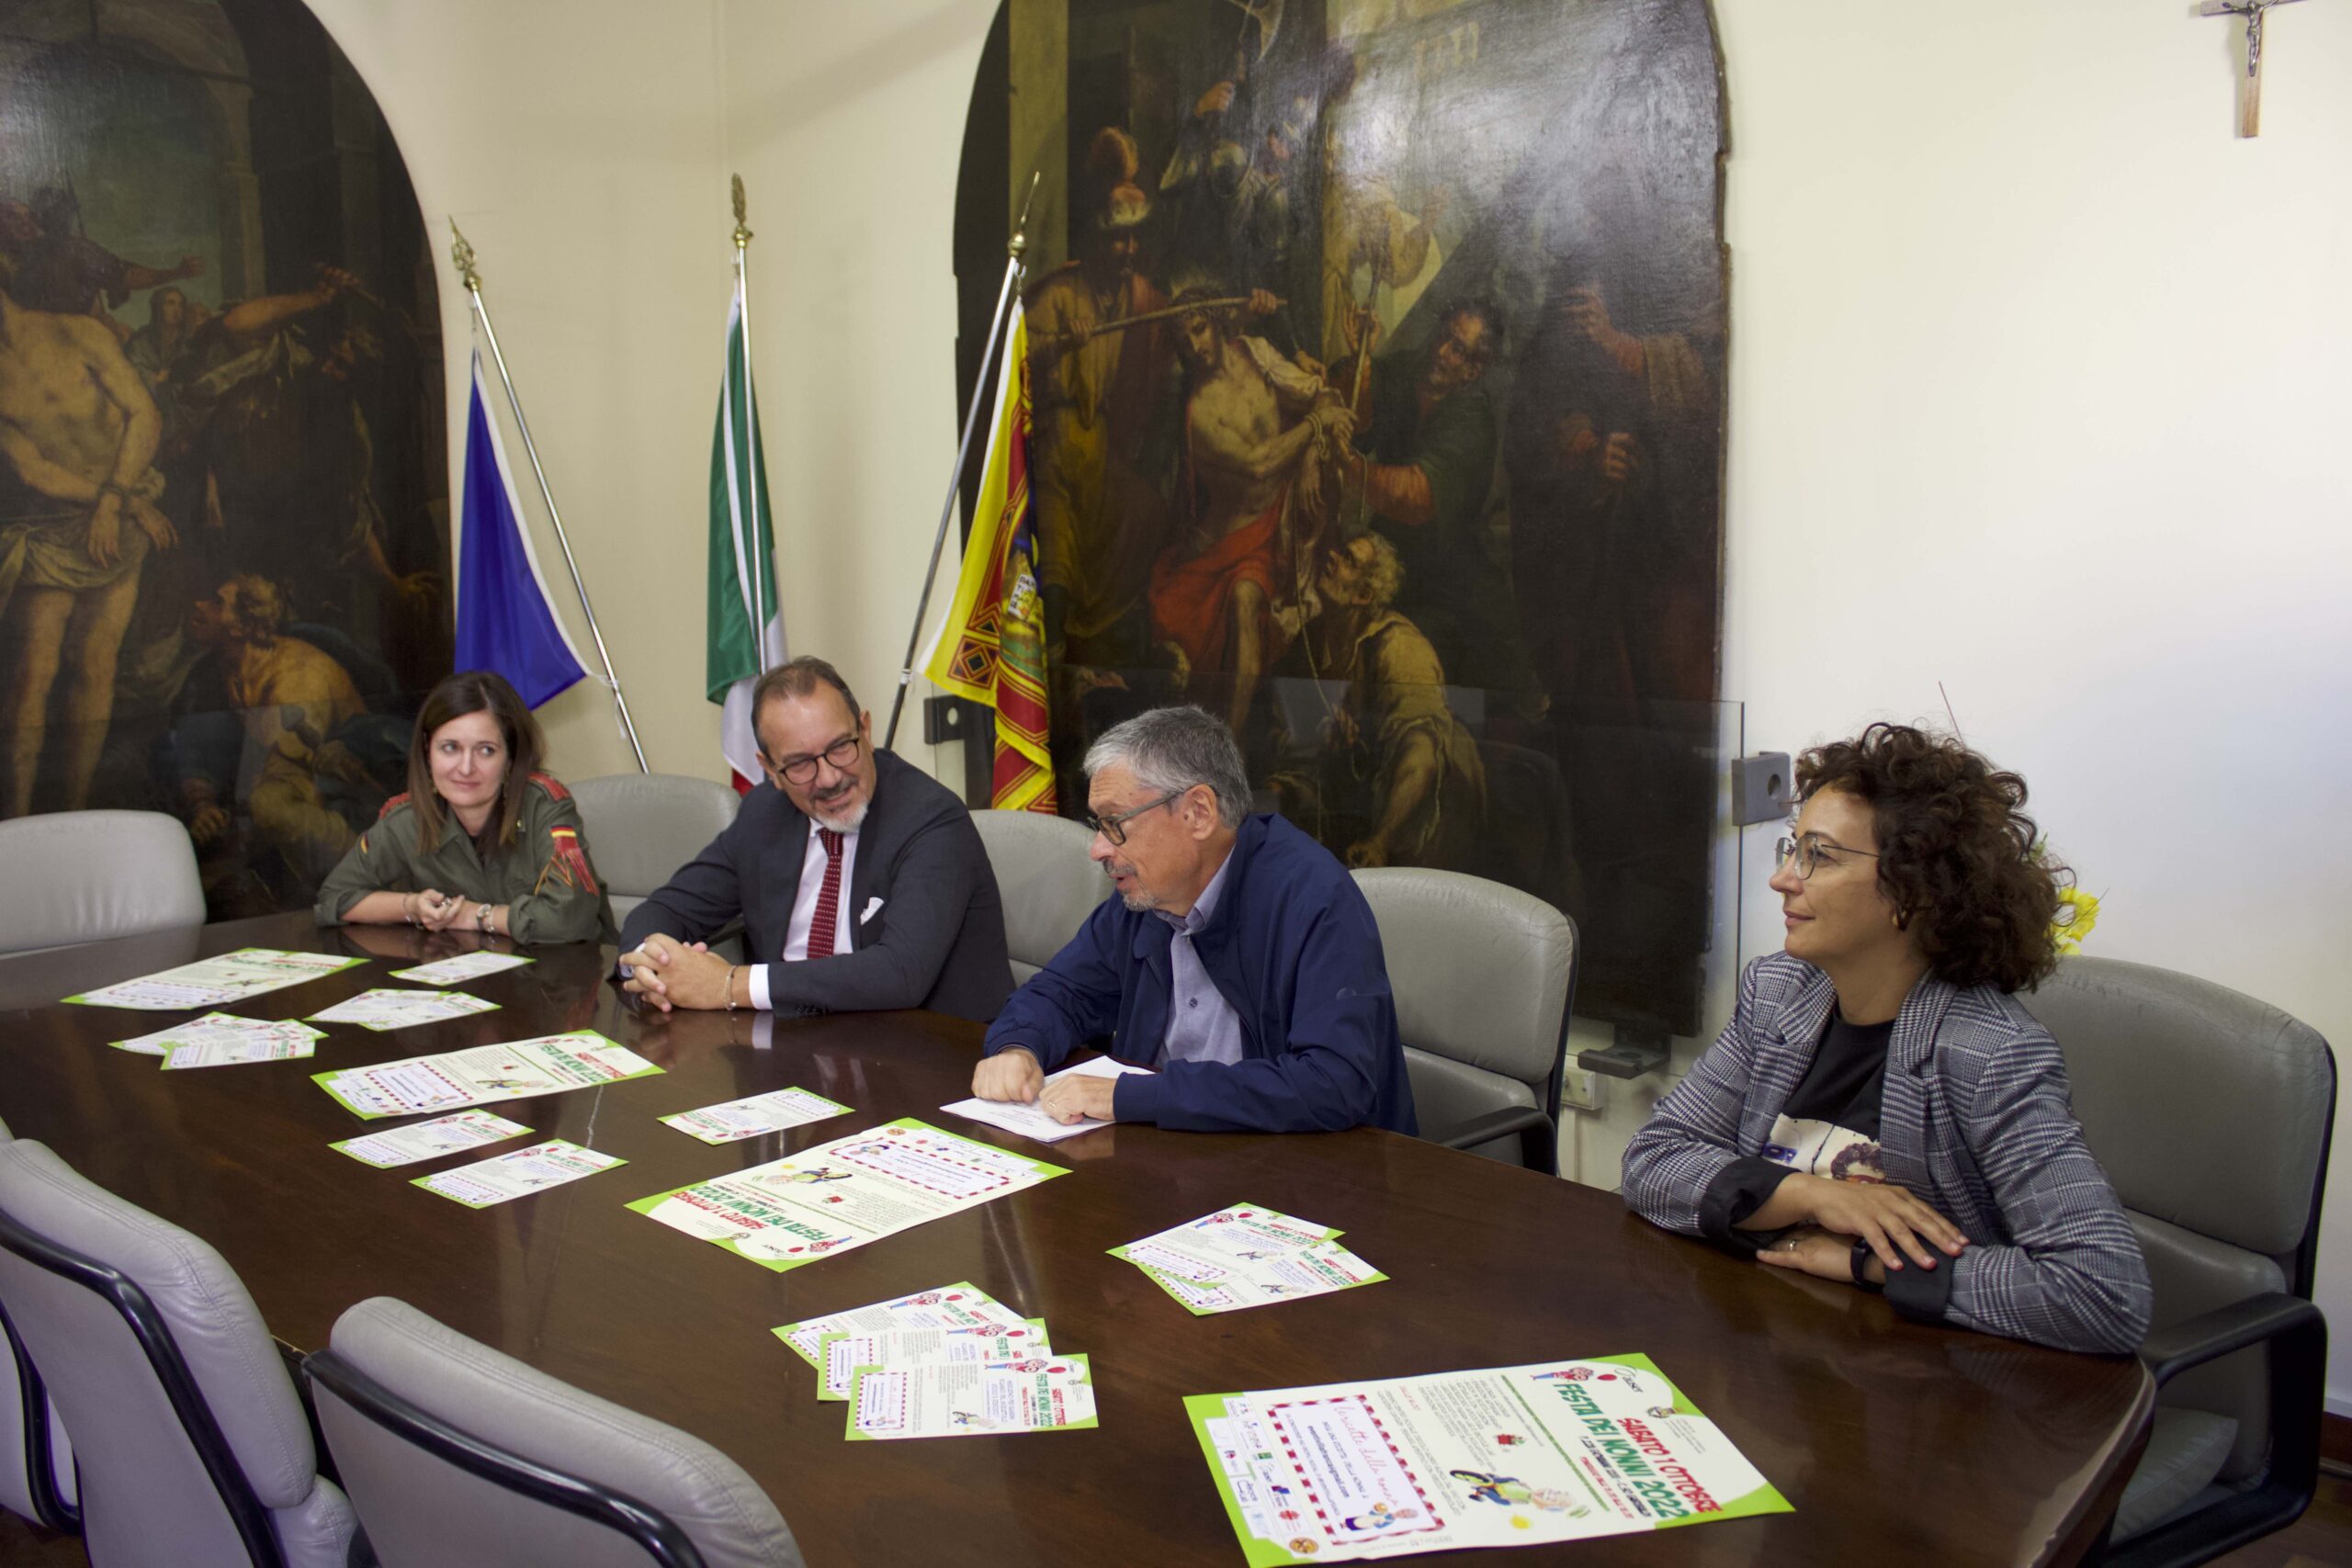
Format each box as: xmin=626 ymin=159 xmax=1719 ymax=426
xmin=805 ymin=828 xmax=845 ymax=959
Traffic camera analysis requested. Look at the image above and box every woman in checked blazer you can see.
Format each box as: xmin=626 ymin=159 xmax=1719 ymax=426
xmin=1622 ymin=724 xmax=2152 ymax=1354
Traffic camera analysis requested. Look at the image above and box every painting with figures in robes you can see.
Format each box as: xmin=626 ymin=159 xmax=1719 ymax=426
xmin=0 ymin=0 xmax=447 ymax=921
xmin=972 ymin=0 xmax=1726 ymax=1033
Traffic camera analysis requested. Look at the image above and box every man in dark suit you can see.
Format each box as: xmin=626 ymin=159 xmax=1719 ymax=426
xmin=616 ymin=657 xmax=1011 ymax=1021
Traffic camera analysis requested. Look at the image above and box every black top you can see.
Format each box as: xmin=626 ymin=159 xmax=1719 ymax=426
xmin=1780 ymin=1013 xmax=1893 ymax=1141
xmin=1698 ymin=1010 xmax=1895 ymax=1251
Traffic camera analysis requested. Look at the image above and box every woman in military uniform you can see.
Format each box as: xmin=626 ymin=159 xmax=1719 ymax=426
xmin=314 ymin=670 xmax=616 ymax=944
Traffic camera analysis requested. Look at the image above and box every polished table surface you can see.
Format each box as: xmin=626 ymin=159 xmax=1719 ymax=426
xmin=0 ymin=913 xmax=2150 ymax=1566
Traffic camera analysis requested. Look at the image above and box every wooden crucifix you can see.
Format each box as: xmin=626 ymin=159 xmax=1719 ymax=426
xmin=2200 ymin=0 xmax=2308 ymax=137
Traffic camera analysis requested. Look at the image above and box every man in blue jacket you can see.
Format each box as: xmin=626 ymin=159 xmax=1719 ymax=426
xmin=970 ymin=705 xmax=1416 ymax=1134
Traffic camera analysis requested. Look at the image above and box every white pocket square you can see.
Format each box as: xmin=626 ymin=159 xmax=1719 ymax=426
xmin=861 ymin=896 xmax=885 ymax=924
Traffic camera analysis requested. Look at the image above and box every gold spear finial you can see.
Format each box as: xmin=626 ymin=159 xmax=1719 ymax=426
xmin=731 ymin=175 xmax=752 ymax=248
xmin=1008 ymin=169 xmax=1040 ymax=262
xmin=447 ymin=220 xmax=481 ymax=294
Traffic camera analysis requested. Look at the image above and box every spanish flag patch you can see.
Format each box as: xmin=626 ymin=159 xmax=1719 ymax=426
xmin=537 ymin=825 xmax=599 ymax=897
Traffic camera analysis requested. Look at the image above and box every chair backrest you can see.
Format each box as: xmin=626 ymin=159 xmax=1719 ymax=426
xmin=969 ymin=810 xmax=1103 ymax=984
xmin=0 ymin=1117 xmax=47 ymax=1531
xmin=0 ymin=1140 xmax=352 ymax=1566
xmin=570 ymin=775 xmax=742 ymax=927
xmin=0 ymin=810 xmax=205 ymax=956
xmin=2025 ymin=954 xmax=2335 ymax=1483
xmin=1351 ymin=867 xmax=1576 ymax=1153
xmin=310 ymin=1297 xmax=801 ymax=1568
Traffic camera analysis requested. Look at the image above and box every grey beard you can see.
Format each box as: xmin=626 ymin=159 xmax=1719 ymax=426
xmin=811 ymin=796 xmax=869 ymax=835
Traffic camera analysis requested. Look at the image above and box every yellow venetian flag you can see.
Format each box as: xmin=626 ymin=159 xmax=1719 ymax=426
xmin=921 ymin=302 xmax=1055 ymax=812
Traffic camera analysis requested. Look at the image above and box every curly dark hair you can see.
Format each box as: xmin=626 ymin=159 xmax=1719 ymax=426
xmin=1795 ymin=724 xmax=2067 ymax=993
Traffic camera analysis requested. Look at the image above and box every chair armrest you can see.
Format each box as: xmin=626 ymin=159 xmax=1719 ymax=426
xmin=1439 ymin=1106 xmax=1552 ymax=1153
xmin=2138 ymin=1292 xmax=2324 ymax=1388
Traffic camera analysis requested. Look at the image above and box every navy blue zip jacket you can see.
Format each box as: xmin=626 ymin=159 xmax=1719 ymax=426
xmin=982 ymin=813 xmax=1417 ymax=1135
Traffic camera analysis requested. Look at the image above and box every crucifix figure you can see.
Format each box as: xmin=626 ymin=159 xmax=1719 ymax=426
xmin=2199 ymin=0 xmax=2308 ymax=138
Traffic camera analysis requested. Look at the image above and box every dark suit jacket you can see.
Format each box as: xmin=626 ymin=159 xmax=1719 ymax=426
xmin=619 ymin=750 xmax=1012 ymax=1021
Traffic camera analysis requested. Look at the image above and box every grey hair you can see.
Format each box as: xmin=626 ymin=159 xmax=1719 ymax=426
xmin=1083 ymin=705 xmax=1251 ymax=829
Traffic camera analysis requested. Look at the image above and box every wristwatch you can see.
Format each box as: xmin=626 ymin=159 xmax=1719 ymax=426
xmin=1850 ymin=1238 xmax=1884 ymax=1293
xmin=476 ymin=902 xmax=493 ymax=932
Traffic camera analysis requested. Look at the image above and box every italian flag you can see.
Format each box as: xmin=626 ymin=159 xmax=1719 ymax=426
xmin=707 ymin=272 xmax=786 ymax=792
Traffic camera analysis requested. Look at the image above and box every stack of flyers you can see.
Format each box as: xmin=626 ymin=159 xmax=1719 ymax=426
xmin=845 ymin=1354 xmax=1096 ymax=1442
xmin=816 ymin=1322 xmax=1053 ymax=1402
xmin=1110 ymin=1203 xmax=1385 ymax=1315
xmin=331 ymin=1111 xmax=535 ymax=1168
xmin=775 ymin=1281 xmax=1024 ymax=1366
xmin=659 ymin=1087 xmax=852 ymax=1145
xmin=308 ymin=989 xmax=500 ymax=1032
xmin=775 ymin=1282 xmax=1098 ymax=1440
xmin=112 ymin=1012 xmax=320 ymax=1061
xmin=413 ymin=1140 xmax=627 ymax=1208
xmin=389 ymin=951 xmax=533 ymax=987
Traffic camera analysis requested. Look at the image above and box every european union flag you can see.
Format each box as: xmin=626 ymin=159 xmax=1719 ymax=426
xmin=454 ymin=350 xmax=587 ymax=708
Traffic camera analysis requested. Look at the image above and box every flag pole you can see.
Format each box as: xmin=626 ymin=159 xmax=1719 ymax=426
xmin=730 ymin=175 xmax=772 ymax=677
xmin=447 ymin=221 xmax=648 ymax=773
xmin=885 ymin=170 xmax=1038 ymax=752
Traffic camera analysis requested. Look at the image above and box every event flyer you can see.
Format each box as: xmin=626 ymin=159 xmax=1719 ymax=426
xmin=413 ymin=1139 xmax=627 ymax=1208
xmin=937 ymin=1056 xmax=1154 ymax=1145
xmin=847 ymin=1354 xmax=1098 ymax=1441
xmin=817 ymin=1321 xmax=1053 ymax=1402
xmin=112 ymin=1012 xmax=318 ymax=1059
xmin=628 ymin=1119 xmax=1067 ymax=1272
xmin=332 ymin=1111 xmax=535 ymax=1168
xmin=1112 ymin=1204 xmax=1386 ymax=1315
xmin=660 ymin=1087 xmax=853 ymax=1145
xmin=311 ymin=1031 xmax=662 ymax=1120
xmin=162 ymin=1023 xmax=322 ymax=1068
xmin=1186 ymin=1356 xmax=1788 ymax=1563
xmin=67 ymin=948 xmax=362 ymax=1010
xmin=309 ymin=988 xmax=501 ymax=1032
xmin=774 ymin=1282 xmax=1023 ymax=1367
xmin=389 ymin=951 xmax=534 ymax=987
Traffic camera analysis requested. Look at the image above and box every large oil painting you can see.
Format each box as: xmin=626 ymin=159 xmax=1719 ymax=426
xmin=0 ymin=0 xmax=447 ymax=919
xmin=987 ymin=0 xmax=1726 ymax=1032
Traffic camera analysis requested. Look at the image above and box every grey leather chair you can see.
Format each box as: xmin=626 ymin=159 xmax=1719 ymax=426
xmin=0 ymin=1139 xmax=355 ymax=1565
xmin=306 ymin=1297 xmax=801 ymax=1568
xmin=0 ymin=1116 xmax=74 ymax=1535
xmin=969 ymin=809 xmax=1103 ymax=985
xmin=2025 ymin=955 xmax=2334 ymax=1568
xmin=1351 ymin=867 xmax=1577 ymax=1175
xmin=0 ymin=809 xmax=205 ymax=956
xmin=570 ymin=774 xmax=742 ymax=930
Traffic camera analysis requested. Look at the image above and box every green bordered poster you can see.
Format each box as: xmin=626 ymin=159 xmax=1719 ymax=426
xmin=311 ymin=1030 xmax=662 ymax=1120
xmin=1109 ymin=1202 xmax=1385 ymax=1315
xmin=66 ymin=948 xmax=364 ymax=1010
xmin=1186 ymin=1354 xmax=1789 ymax=1562
xmin=628 ymin=1117 xmax=1067 ymax=1272
xmin=845 ymin=1351 xmax=1098 ymax=1440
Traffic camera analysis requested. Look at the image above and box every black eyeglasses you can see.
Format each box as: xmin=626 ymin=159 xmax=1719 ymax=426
xmin=1084 ymin=789 xmax=1183 ymax=847
xmin=767 ymin=734 xmax=862 ymax=786
xmin=1774 ymin=831 xmax=1883 ymax=880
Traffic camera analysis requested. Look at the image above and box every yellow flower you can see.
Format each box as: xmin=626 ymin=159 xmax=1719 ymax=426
xmin=2052 ymin=886 xmax=2101 ymax=954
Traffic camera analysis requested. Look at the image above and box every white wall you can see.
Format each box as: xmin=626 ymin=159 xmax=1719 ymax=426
xmin=306 ymin=0 xmax=2352 ymax=1395
xmin=1713 ymin=0 xmax=2352 ymax=1402
xmin=303 ymin=0 xmax=730 ymax=783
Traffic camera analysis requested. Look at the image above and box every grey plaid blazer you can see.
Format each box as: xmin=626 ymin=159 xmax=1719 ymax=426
xmin=1622 ymin=953 xmax=2152 ymax=1354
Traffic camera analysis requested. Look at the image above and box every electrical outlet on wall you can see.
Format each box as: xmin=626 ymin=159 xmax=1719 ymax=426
xmin=1560 ymin=1066 xmax=1602 ymax=1112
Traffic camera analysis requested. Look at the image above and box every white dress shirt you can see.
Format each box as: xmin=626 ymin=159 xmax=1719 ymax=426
xmin=748 ymin=820 xmax=860 ymax=1010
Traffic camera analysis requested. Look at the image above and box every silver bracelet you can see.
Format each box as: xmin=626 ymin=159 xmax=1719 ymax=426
xmin=476 ymin=902 xmax=492 ymax=932
xmin=725 ymin=965 xmax=740 ymax=1012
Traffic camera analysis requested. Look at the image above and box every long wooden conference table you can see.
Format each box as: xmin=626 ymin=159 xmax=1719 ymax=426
xmin=0 ymin=912 xmax=2150 ymax=1566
